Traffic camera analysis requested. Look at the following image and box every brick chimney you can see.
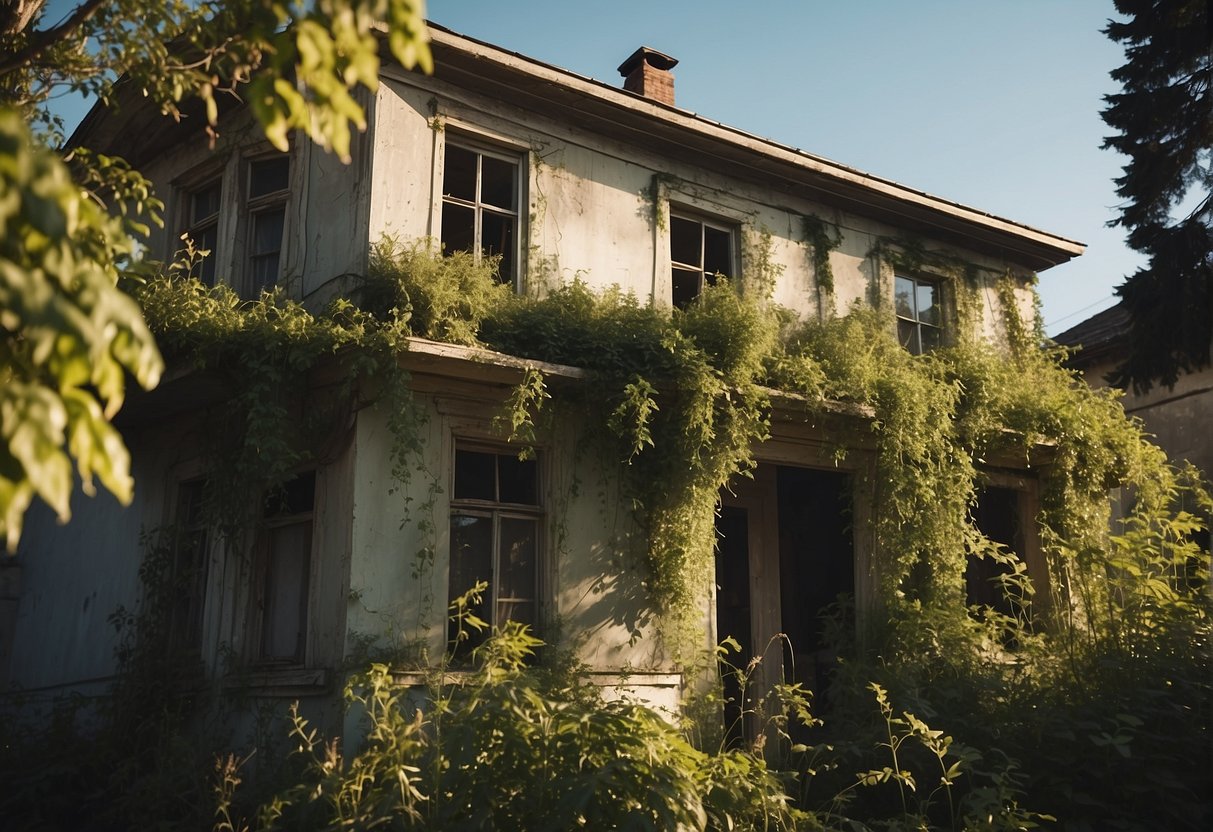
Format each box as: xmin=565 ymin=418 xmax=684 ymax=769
xmin=618 ymin=47 xmax=678 ymax=106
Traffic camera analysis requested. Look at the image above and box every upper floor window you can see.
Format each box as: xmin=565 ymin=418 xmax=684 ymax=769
xmin=440 ymin=142 xmax=520 ymax=287
xmin=187 ymin=182 xmax=221 ymax=286
xmin=671 ymin=213 xmax=734 ymax=309
xmin=245 ymin=156 xmax=290 ymax=296
xmin=895 ymin=274 xmax=942 ymax=354
xmin=448 ymin=446 xmax=540 ymax=654
xmin=256 ymin=471 xmax=315 ymax=664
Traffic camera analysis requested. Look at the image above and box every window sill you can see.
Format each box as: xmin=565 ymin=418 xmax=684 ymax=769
xmin=223 ymin=666 xmax=330 ymax=695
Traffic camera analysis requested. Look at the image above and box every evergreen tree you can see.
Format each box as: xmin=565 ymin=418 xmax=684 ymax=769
xmin=1102 ymin=0 xmax=1212 ymax=392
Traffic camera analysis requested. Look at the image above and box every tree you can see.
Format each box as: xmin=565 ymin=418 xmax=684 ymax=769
xmin=0 ymin=0 xmax=431 ymax=551
xmin=1101 ymin=0 xmax=1212 ymax=393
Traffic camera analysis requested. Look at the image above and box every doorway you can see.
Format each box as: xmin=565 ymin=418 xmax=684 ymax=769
xmin=714 ymin=463 xmax=853 ymax=740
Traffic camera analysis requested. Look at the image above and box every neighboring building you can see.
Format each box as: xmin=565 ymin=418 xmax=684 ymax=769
xmin=2 ymin=26 xmax=1084 ymax=728
xmin=1054 ymin=302 xmax=1213 ymax=496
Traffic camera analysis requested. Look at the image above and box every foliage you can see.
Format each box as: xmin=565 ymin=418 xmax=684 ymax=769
xmin=1102 ymin=0 xmax=1212 ymax=391
xmin=138 ymin=272 xmax=414 ymax=529
xmin=0 ymin=0 xmax=431 ymax=552
xmin=218 ymin=623 xmax=807 ymax=832
xmin=0 ymin=109 xmax=162 ymax=551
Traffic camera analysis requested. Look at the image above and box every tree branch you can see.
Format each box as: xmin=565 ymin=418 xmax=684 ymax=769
xmin=0 ymin=0 xmax=109 ymax=79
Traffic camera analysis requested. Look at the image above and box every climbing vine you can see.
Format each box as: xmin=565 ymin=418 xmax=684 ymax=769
xmin=137 ymin=237 xmax=1206 ymax=659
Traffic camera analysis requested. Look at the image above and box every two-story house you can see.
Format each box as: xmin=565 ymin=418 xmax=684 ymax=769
xmin=1 ymin=25 xmax=1083 ymax=727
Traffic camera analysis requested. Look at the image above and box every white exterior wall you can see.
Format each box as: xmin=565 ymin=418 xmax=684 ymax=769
xmin=370 ymin=72 xmax=1040 ymax=340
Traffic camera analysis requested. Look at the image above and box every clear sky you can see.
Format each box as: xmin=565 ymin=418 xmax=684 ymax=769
xmin=427 ymin=0 xmax=1138 ymax=336
xmin=43 ymin=0 xmax=1136 ymax=336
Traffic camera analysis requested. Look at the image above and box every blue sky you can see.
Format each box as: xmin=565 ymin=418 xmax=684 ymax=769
xmin=44 ymin=0 xmax=1136 ymax=335
xmin=427 ymin=0 xmax=1138 ymax=335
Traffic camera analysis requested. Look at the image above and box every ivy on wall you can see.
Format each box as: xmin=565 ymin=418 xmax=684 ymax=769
xmin=138 ymin=238 xmax=1204 ymax=657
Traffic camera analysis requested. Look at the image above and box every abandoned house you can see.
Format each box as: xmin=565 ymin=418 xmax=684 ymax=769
xmin=0 ymin=24 xmax=1086 ymax=729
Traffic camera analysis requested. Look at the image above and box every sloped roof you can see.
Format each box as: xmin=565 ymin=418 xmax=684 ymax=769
xmin=1052 ymin=302 xmax=1129 ymax=369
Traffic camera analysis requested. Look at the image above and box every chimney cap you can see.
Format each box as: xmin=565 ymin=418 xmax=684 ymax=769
xmin=617 ymin=46 xmax=679 ymax=77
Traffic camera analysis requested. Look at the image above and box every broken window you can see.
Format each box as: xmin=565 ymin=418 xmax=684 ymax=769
xmin=440 ymin=142 xmax=520 ymax=286
xmin=245 ymin=155 xmax=290 ymax=296
xmin=967 ymin=485 xmax=1034 ymax=622
xmin=256 ymin=471 xmax=315 ymax=664
xmin=186 ymin=180 xmax=221 ymax=286
xmin=671 ymin=213 xmax=735 ymax=309
xmin=895 ymin=274 xmax=942 ymax=354
xmin=448 ymin=446 xmax=540 ymax=654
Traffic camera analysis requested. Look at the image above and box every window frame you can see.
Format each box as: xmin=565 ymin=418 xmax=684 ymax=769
xmin=446 ymin=441 xmax=543 ymax=654
xmin=669 ymin=210 xmax=737 ymax=309
xmin=242 ymin=153 xmax=292 ymax=297
xmin=252 ymin=471 xmax=317 ymax=666
xmin=894 ymin=273 xmax=944 ymax=354
xmin=438 ymin=137 xmax=524 ymax=290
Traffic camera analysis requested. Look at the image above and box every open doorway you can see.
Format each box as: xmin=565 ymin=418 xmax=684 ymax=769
xmin=714 ymin=463 xmax=853 ymax=742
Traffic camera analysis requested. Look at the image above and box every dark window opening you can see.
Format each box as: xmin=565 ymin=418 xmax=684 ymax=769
xmin=671 ymin=214 xmax=734 ymax=309
xmin=448 ymin=448 xmax=540 ymax=656
xmin=187 ymin=181 xmax=221 ymax=285
xmin=246 ymin=156 xmax=289 ymax=296
xmin=714 ymin=505 xmax=753 ymax=748
xmin=967 ymin=486 xmax=1025 ymax=620
xmin=895 ymin=274 xmax=942 ymax=354
xmin=258 ymin=471 xmax=314 ymax=664
xmin=440 ymin=144 xmax=519 ymax=286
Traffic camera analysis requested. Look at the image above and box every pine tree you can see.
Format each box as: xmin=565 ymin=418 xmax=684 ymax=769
xmin=1102 ymin=0 xmax=1212 ymax=392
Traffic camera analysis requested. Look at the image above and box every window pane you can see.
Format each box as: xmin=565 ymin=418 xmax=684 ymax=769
xmin=449 ymin=513 xmax=493 ymax=650
xmin=703 ymin=225 xmax=732 ymax=279
xmin=443 ymin=145 xmax=478 ymax=202
xmin=480 ymin=155 xmax=516 ymax=210
xmin=498 ymin=517 xmax=537 ymax=605
xmin=897 ymin=318 xmax=919 ymax=353
xmin=496 ymin=600 xmax=534 ymax=630
xmin=895 ymin=276 xmax=915 ymax=320
xmin=481 ymin=211 xmax=516 ymax=284
xmin=262 ymin=521 xmax=311 ymax=661
xmin=250 ymin=157 xmax=289 ymax=199
xmin=670 ymin=216 xmax=701 ymax=267
xmin=251 ymin=208 xmax=284 ymax=256
xmin=440 ymin=202 xmax=476 ymax=257
xmin=498 ymin=454 xmax=537 ymax=505
xmin=192 ymin=183 xmax=221 ymax=223
xmin=920 ymin=324 xmax=942 ymax=352
xmin=672 ymin=267 xmax=701 ymax=310
xmin=454 ymin=450 xmax=496 ymax=500
xmin=265 ymin=472 xmax=316 ymax=518
xmin=916 ymin=282 xmax=940 ymax=327
xmin=191 ymin=225 xmax=219 ymax=286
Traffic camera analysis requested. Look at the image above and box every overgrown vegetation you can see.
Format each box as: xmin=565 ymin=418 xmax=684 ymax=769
xmin=2 ymin=239 xmax=1209 ymax=829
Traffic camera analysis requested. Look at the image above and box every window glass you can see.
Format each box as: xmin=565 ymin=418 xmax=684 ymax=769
xmin=916 ymin=282 xmax=940 ymax=327
xmin=670 ymin=215 xmax=701 ymax=267
xmin=498 ymin=454 xmax=538 ymax=505
xmin=192 ymin=184 xmax=221 ymax=223
xmin=480 ymin=155 xmax=516 ymax=210
xmin=670 ymin=213 xmax=735 ymax=308
xmin=448 ymin=446 xmax=541 ymax=653
xmin=894 ymin=274 xmax=942 ymax=354
xmin=440 ymin=143 xmax=521 ymax=286
xmin=258 ymin=471 xmax=314 ymax=663
xmin=703 ymin=225 xmax=732 ymax=279
xmin=250 ymin=157 xmax=289 ymax=198
xmin=443 ymin=145 xmax=478 ymax=201
xmin=454 ymin=450 xmax=497 ymax=501
xmin=261 ymin=521 xmax=311 ymax=661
